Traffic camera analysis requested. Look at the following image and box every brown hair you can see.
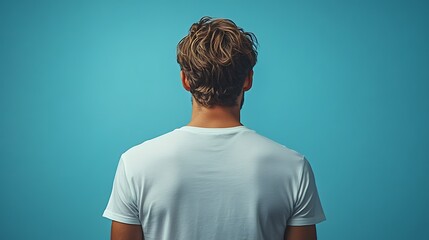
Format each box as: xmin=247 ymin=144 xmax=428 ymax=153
xmin=177 ymin=16 xmax=258 ymax=107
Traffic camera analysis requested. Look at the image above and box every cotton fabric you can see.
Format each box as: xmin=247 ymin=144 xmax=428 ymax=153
xmin=103 ymin=126 xmax=325 ymax=239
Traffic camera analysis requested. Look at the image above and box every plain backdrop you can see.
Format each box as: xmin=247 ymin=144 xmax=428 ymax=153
xmin=1 ymin=0 xmax=428 ymax=239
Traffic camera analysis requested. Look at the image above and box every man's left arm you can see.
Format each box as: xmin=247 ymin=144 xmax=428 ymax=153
xmin=287 ymin=157 xmax=326 ymax=226
xmin=284 ymin=225 xmax=317 ymax=240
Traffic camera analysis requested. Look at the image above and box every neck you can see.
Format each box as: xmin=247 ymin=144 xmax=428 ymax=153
xmin=187 ymin=99 xmax=242 ymax=128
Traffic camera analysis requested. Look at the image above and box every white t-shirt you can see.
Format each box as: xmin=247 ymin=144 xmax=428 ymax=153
xmin=103 ymin=126 xmax=326 ymax=239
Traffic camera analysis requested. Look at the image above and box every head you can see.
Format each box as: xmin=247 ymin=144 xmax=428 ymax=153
xmin=177 ymin=16 xmax=258 ymax=108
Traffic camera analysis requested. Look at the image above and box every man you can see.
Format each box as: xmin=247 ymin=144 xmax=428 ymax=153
xmin=103 ymin=16 xmax=326 ymax=240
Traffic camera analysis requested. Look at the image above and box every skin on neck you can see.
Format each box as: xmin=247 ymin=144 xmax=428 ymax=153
xmin=188 ymin=96 xmax=243 ymax=128
xmin=181 ymin=70 xmax=253 ymax=128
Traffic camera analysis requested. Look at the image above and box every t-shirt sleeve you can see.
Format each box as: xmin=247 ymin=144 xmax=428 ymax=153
xmin=102 ymin=156 xmax=141 ymax=225
xmin=287 ymin=157 xmax=326 ymax=226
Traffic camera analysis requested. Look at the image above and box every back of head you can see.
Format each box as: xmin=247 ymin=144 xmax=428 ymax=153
xmin=177 ymin=16 xmax=258 ymax=107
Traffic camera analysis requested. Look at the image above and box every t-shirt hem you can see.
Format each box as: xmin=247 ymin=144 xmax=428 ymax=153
xmin=102 ymin=209 xmax=141 ymax=225
xmin=287 ymin=216 xmax=326 ymax=226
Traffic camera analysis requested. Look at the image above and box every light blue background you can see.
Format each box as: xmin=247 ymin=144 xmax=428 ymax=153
xmin=1 ymin=0 xmax=428 ymax=239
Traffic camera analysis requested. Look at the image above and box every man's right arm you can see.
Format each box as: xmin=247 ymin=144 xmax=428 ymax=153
xmin=284 ymin=225 xmax=317 ymax=240
xmin=111 ymin=221 xmax=144 ymax=240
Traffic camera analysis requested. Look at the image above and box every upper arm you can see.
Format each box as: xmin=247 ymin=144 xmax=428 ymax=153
xmin=287 ymin=158 xmax=326 ymax=226
xmin=284 ymin=225 xmax=317 ymax=240
xmin=103 ymin=157 xmax=141 ymax=225
xmin=111 ymin=221 xmax=144 ymax=240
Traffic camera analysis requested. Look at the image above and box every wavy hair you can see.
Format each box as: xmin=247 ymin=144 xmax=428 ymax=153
xmin=177 ymin=16 xmax=258 ymax=107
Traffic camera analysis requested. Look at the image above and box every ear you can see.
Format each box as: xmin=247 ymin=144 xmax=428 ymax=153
xmin=181 ymin=70 xmax=191 ymax=91
xmin=243 ymin=70 xmax=253 ymax=91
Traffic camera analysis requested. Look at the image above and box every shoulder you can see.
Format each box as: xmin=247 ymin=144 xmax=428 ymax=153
xmin=243 ymin=130 xmax=305 ymax=163
xmin=118 ymin=129 xmax=184 ymax=170
xmin=122 ymin=129 xmax=180 ymax=157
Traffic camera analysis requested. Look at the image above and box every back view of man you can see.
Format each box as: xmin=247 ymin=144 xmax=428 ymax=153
xmin=103 ymin=16 xmax=326 ymax=240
